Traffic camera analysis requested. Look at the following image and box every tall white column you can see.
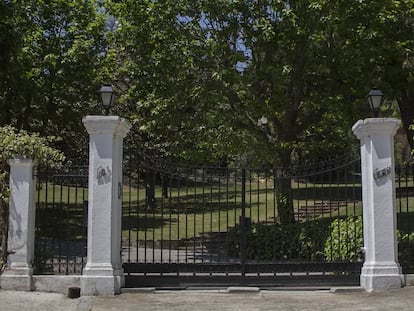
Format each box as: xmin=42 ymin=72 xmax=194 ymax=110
xmin=353 ymin=118 xmax=403 ymax=291
xmin=81 ymin=116 xmax=131 ymax=295
xmin=1 ymin=159 xmax=36 ymax=291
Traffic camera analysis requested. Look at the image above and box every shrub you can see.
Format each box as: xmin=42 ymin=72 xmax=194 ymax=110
xmin=324 ymin=216 xmax=363 ymax=262
xmin=398 ymin=232 xmax=414 ymax=271
xmin=228 ymin=215 xmax=414 ymax=267
xmin=227 ymin=220 xmax=329 ymax=261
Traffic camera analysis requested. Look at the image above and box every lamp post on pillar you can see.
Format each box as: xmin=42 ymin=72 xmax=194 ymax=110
xmin=367 ymin=89 xmax=384 ymax=118
xmin=352 ymin=89 xmax=403 ymax=291
xmin=81 ymin=85 xmax=131 ymax=295
xmin=99 ymin=84 xmax=115 ymax=116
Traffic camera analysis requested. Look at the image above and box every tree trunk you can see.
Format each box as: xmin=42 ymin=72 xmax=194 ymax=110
xmin=161 ymin=174 xmax=168 ymax=199
xmin=274 ymin=171 xmax=295 ymax=226
xmin=145 ymin=169 xmax=156 ymax=210
xmin=274 ymin=149 xmax=295 ymax=226
xmin=398 ymin=96 xmax=414 ymax=151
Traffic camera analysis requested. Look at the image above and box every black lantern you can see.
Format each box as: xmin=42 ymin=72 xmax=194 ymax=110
xmin=99 ymin=84 xmax=115 ymax=115
xmin=367 ymin=89 xmax=384 ymax=118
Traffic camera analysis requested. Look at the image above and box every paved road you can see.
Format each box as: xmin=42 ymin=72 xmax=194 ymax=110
xmin=1 ymin=287 xmax=414 ymax=311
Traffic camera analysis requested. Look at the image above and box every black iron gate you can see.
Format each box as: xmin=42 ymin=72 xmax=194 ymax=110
xmin=396 ymin=162 xmax=414 ymax=274
xmin=122 ymin=155 xmax=363 ymax=288
xmin=32 ymin=156 xmax=414 ymax=285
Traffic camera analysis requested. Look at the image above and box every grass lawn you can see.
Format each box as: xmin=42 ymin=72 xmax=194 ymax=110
xmin=35 ymin=176 xmax=414 ymax=242
xmin=120 ymin=179 xmax=365 ymax=242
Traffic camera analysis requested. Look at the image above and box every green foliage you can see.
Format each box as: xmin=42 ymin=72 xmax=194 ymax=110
xmin=104 ymin=0 xmax=414 ymax=164
xmin=226 ymin=216 xmax=366 ymax=263
xmin=0 ymin=125 xmax=65 ymax=209
xmin=324 ymin=217 xmax=364 ymax=262
xmin=2 ymin=0 xmax=414 ymax=160
xmin=0 ymin=0 xmax=108 ymax=160
xmin=324 ymin=216 xmax=414 ymax=264
xmin=398 ymin=232 xmax=414 ymax=271
xmin=0 ymin=126 xmax=65 ymax=166
xmin=109 ymin=0 xmax=389 ymax=224
xmin=227 ymin=220 xmax=330 ymax=261
xmin=322 ymin=216 xmax=414 ymax=268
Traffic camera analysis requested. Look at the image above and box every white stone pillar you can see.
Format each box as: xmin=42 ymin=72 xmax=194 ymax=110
xmin=352 ymin=118 xmax=403 ymax=291
xmin=1 ymin=159 xmax=36 ymax=291
xmin=81 ymin=116 xmax=131 ymax=295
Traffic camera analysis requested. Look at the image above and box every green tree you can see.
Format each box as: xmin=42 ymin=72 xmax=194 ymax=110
xmin=107 ymin=0 xmax=413 ymax=223
xmin=379 ymin=0 xmax=414 ymax=149
xmin=0 ymin=0 xmax=108 ymax=160
xmin=107 ymin=1 xmax=208 ymax=160
xmin=108 ymin=0 xmax=377 ymax=162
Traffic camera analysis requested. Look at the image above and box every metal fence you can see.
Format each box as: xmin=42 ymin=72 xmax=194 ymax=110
xmin=34 ymin=164 xmax=88 ymax=275
xmin=31 ymin=156 xmax=414 ymax=282
xmin=396 ymin=162 xmax=414 ymax=273
xmin=121 ymin=154 xmax=363 ymax=287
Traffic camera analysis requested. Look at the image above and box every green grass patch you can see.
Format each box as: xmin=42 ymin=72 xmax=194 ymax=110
xmin=35 ymin=179 xmax=414 ymax=244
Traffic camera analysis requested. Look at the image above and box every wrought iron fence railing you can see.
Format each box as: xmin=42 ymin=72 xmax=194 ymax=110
xmin=34 ymin=164 xmax=88 ymax=275
xmin=121 ymin=153 xmax=364 ymax=283
xmin=31 ymin=157 xmax=414 ymax=279
xmin=396 ymin=162 xmax=414 ymax=273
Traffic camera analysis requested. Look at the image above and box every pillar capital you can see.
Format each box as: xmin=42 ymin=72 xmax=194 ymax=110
xmin=7 ymin=158 xmax=36 ymax=167
xmin=352 ymin=118 xmax=400 ymax=140
xmin=82 ymin=116 xmax=131 ymax=138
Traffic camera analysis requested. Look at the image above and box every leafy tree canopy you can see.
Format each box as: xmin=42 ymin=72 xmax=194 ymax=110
xmin=108 ymin=0 xmax=403 ymax=166
xmin=1 ymin=0 xmax=413 ymax=164
xmin=0 ymin=0 xmax=109 ymax=161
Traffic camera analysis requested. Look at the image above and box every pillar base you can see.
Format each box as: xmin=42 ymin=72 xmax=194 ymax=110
xmin=81 ymin=275 xmax=123 ymax=295
xmin=360 ymin=264 xmax=403 ymax=291
xmin=81 ymin=264 xmax=124 ymax=295
xmin=1 ymin=274 xmax=33 ymax=291
xmin=0 ymin=264 xmax=33 ymax=291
